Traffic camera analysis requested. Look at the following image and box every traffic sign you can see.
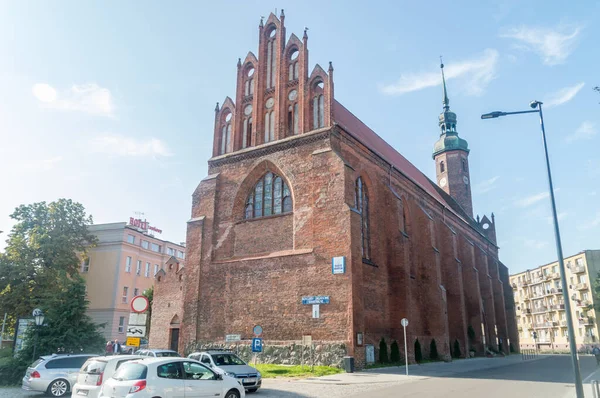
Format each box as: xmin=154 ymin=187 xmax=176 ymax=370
xmin=130 ymin=296 xmax=149 ymax=313
xmin=129 ymin=313 xmax=147 ymax=326
xmin=401 ymin=318 xmax=409 ymax=327
xmin=127 ymin=325 xmax=146 ymax=337
xmin=332 ymin=257 xmax=346 ymax=274
xmin=252 ymin=338 xmax=263 ymax=353
xmin=225 ymin=334 xmax=241 ymax=342
xmin=126 ymin=337 xmax=141 ymax=347
xmin=253 ymin=325 xmax=263 ymax=336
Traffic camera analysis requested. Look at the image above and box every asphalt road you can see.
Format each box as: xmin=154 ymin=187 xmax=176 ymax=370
xmin=351 ymin=355 xmax=599 ymax=398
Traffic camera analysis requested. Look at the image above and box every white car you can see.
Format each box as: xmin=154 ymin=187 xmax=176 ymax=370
xmin=99 ymin=357 xmax=245 ymax=398
xmin=72 ymin=355 xmax=141 ymax=398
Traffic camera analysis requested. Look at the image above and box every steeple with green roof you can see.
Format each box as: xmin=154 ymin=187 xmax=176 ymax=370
xmin=433 ymin=59 xmax=473 ymax=217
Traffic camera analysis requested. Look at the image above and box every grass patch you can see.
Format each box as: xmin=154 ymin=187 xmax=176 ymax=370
xmin=254 ymin=364 xmax=343 ymax=378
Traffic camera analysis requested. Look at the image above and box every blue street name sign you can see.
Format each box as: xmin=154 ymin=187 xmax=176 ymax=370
xmin=302 ymin=296 xmax=330 ymax=305
xmin=252 ymin=338 xmax=263 ymax=353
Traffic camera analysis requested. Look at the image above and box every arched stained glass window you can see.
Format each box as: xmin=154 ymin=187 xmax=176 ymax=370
xmin=355 ymin=177 xmax=371 ymax=260
xmin=245 ymin=172 xmax=292 ymax=219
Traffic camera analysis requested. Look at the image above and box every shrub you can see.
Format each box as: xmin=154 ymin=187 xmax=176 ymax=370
xmin=379 ymin=338 xmax=389 ymax=363
xmin=415 ymin=339 xmax=422 ymax=363
xmin=452 ymin=340 xmax=461 ymax=358
xmin=430 ymin=339 xmax=439 ymax=360
xmin=0 ymin=356 xmax=28 ymax=386
xmin=390 ymin=340 xmax=400 ymax=363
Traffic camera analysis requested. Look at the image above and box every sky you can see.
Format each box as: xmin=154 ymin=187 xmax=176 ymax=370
xmin=0 ymin=0 xmax=598 ymax=274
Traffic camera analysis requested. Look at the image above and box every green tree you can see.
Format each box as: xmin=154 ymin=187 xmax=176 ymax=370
xmin=414 ymin=339 xmax=422 ymax=363
xmin=452 ymin=339 xmax=461 ymax=358
xmin=379 ymin=338 xmax=389 ymax=363
xmin=390 ymin=340 xmax=400 ymax=363
xmin=430 ymin=339 xmax=439 ymax=360
xmin=0 ymin=199 xmax=96 ymax=320
xmin=143 ymin=286 xmax=154 ymax=336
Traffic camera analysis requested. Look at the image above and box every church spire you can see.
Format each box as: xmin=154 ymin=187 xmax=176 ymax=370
xmin=441 ymin=57 xmax=449 ymax=111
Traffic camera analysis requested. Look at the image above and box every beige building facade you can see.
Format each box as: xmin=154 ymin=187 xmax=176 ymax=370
xmin=80 ymin=222 xmax=185 ymax=342
xmin=510 ymin=250 xmax=600 ymax=351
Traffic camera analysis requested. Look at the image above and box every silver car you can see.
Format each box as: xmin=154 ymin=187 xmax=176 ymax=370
xmin=22 ymin=353 xmax=97 ymax=397
xmin=72 ymin=355 xmax=141 ymax=398
xmin=188 ymin=351 xmax=261 ymax=392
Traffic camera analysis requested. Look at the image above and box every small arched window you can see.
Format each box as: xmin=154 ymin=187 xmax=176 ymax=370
xmin=440 ymin=161 xmax=445 ymax=173
xmin=355 ymin=177 xmax=371 ymax=260
xmin=245 ymin=172 xmax=292 ymax=219
xmin=220 ymin=112 xmax=232 ymax=155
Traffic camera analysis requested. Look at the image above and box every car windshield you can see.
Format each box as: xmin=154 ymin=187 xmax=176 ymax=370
xmin=212 ymin=354 xmax=245 ymax=366
xmin=112 ymin=363 xmax=148 ymax=381
xmin=156 ymin=351 xmax=180 ymax=357
xmin=81 ymin=359 xmax=107 ymax=374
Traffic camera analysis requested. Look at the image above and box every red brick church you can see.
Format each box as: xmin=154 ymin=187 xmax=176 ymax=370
xmin=150 ymin=11 xmax=519 ymax=367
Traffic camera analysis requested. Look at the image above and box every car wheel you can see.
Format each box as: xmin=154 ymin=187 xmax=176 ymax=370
xmin=225 ymin=389 xmax=241 ymax=398
xmin=47 ymin=379 xmax=69 ymax=397
xmin=247 ymin=387 xmax=259 ymax=393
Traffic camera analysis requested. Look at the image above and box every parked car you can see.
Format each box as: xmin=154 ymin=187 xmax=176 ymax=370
xmin=72 ymin=355 xmax=141 ymax=398
xmin=22 ymin=353 xmax=97 ymax=397
xmin=135 ymin=349 xmax=181 ymax=357
xmin=98 ymin=357 xmax=245 ymax=398
xmin=187 ymin=350 xmax=261 ymax=393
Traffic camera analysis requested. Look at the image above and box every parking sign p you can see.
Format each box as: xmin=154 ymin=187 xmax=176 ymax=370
xmin=252 ymin=338 xmax=263 ymax=353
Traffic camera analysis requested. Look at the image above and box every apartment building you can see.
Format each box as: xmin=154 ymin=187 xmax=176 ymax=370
xmin=510 ymin=250 xmax=600 ymax=351
xmin=80 ymin=221 xmax=185 ymax=341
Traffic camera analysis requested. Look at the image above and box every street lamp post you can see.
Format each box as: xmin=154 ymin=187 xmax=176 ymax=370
xmin=32 ymin=309 xmax=44 ymax=363
xmin=482 ymin=101 xmax=584 ymax=398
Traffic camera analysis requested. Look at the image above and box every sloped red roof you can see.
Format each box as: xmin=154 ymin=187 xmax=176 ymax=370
xmin=332 ymin=100 xmax=471 ymax=223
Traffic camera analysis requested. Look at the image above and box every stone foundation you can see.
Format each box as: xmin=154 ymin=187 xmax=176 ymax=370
xmin=185 ymin=340 xmax=347 ymax=368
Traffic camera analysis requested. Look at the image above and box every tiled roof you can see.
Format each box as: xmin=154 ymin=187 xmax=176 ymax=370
xmin=332 ymin=100 xmax=477 ymax=229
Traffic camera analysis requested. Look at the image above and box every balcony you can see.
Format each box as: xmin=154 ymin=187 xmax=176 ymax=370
xmin=519 ymin=280 xmax=531 ymax=287
xmin=532 ymin=306 xmax=548 ymax=314
xmin=554 ymin=288 xmax=564 ymax=295
xmin=560 ymin=320 xmax=568 ymax=327
xmin=579 ymin=317 xmax=595 ymax=326
xmin=525 ymin=308 xmax=532 ymax=314
xmin=551 ymin=304 xmax=566 ymax=311
xmin=576 ymin=283 xmax=589 ymax=291
xmin=534 ymin=322 xmax=553 ymax=328
xmin=572 ymin=265 xmax=586 ymax=274
xmin=551 ymin=272 xmax=561 ymax=279
xmin=577 ymin=300 xmax=591 ymax=307
xmin=512 ymin=283 xmax=517 ymax=289
xmin=523 ymin=295 xmax=531 ymax=302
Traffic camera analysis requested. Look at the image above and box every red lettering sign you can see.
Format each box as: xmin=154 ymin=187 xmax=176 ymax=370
xmin=129 ymin=217 xmax=161 ymax=234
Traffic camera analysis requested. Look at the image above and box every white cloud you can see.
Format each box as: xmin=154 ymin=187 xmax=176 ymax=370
xmin=578 ymin=212 xmax=600 ymax=230
xmin=500 ymin=24 xmax=582 ymax=65
xmin=545 ymin=212 xmax=567 ymax=225
xmin=524 ymin=239 xmax=549 ymax=249
xmin=90 ymin=134 xmax=172 ymax=157
xmin=475 ymin=176 xmax=500 ymax=194
xmin=515 ymin=191 xmax=549 ymax=207
xmin=380 ymin=49 xmax=499 ymax=96
xmin=22 ymin=156 xmax=63 ymax=171
xmin=566 ymin=121 xmax=597 ymax=142
xmin=33 ymin=83 xmax=114 ymax=116
xmin=544 ymin=82 xmax=585 ymax=107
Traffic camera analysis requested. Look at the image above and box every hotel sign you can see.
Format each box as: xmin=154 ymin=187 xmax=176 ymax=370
xmin=129 ymin=217 xmax=162 ymax=234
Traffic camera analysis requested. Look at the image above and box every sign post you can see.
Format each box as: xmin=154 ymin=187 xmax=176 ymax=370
xmin=401 ymin=318 xmax=409 ymax=376
xmin=252 ymin=325 xmax=263 ymax=367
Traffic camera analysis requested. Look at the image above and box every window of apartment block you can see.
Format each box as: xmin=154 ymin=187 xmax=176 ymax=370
xmin=576 ymin=258 xmax=584 ymax=267
xmin=145 ymin=263 xmax=150 ymax=277
xmin=168 ymin=247 xmax=175 ymax=256
xmin=154 ymin=264 xmax=159 ymax=276
xmin=125 ymin=257 xmax=132 ymax=273
xmin=81 ymin=258 xmax=90 ymax=273
xmin=122 ymin=287 xmax=128 ymax=303
xmin=583 ymin=292 xmax=589 ymax=301
xmin=134 ymin=288 xmax=139 ymax=296
xmin=177 ymin=251 xmax=185 ymax=259
xmin=552 ymin=266 xmax=558 ymax=273
xmin=136 ymin=261 xmax=141 ymax=275
xmin=142 ymin=240 xmax=149 ymax=249
xmin=118 ymin=316 xmax=125 ymax=333
xmin=580 ymin=275 xmax=587 ymax=284
xmin=151 ymin=243 xmax=160 ymax=253
xmin=127 ymin=234 xmax=135 ymax=244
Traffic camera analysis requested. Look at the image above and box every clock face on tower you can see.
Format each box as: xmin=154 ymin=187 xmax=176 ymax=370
xmin=439 ymin=177 xmax=447 ymax=187
xmin=463 ymin=176 xmax=469 ymax=185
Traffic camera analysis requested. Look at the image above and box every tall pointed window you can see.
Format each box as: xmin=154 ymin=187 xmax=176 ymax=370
xmin=288 ymin=49 xmax=299 ymax=81
xmin=355 ymin=177 xmax=371 ymax=260
xmin=266 ymin=28 xmax=277 ymax=89
xmin=220 ymin=112 xmax=232 ymax=155
xmin=313 ymin=94 xmax=324 ymax=129
xmin=242 ymin=104 xmax=253 ymax=149
xmin=244 ymin=67 xmax=255 ymax=97
xmin=264 ymin=97 xmax=275 ymax=143
xmin=245 ymin=172 xmax=292 ymax=219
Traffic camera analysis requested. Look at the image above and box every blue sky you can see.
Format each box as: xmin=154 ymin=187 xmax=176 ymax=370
xmin=0 ymin=1 xmax=598 ymax=274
